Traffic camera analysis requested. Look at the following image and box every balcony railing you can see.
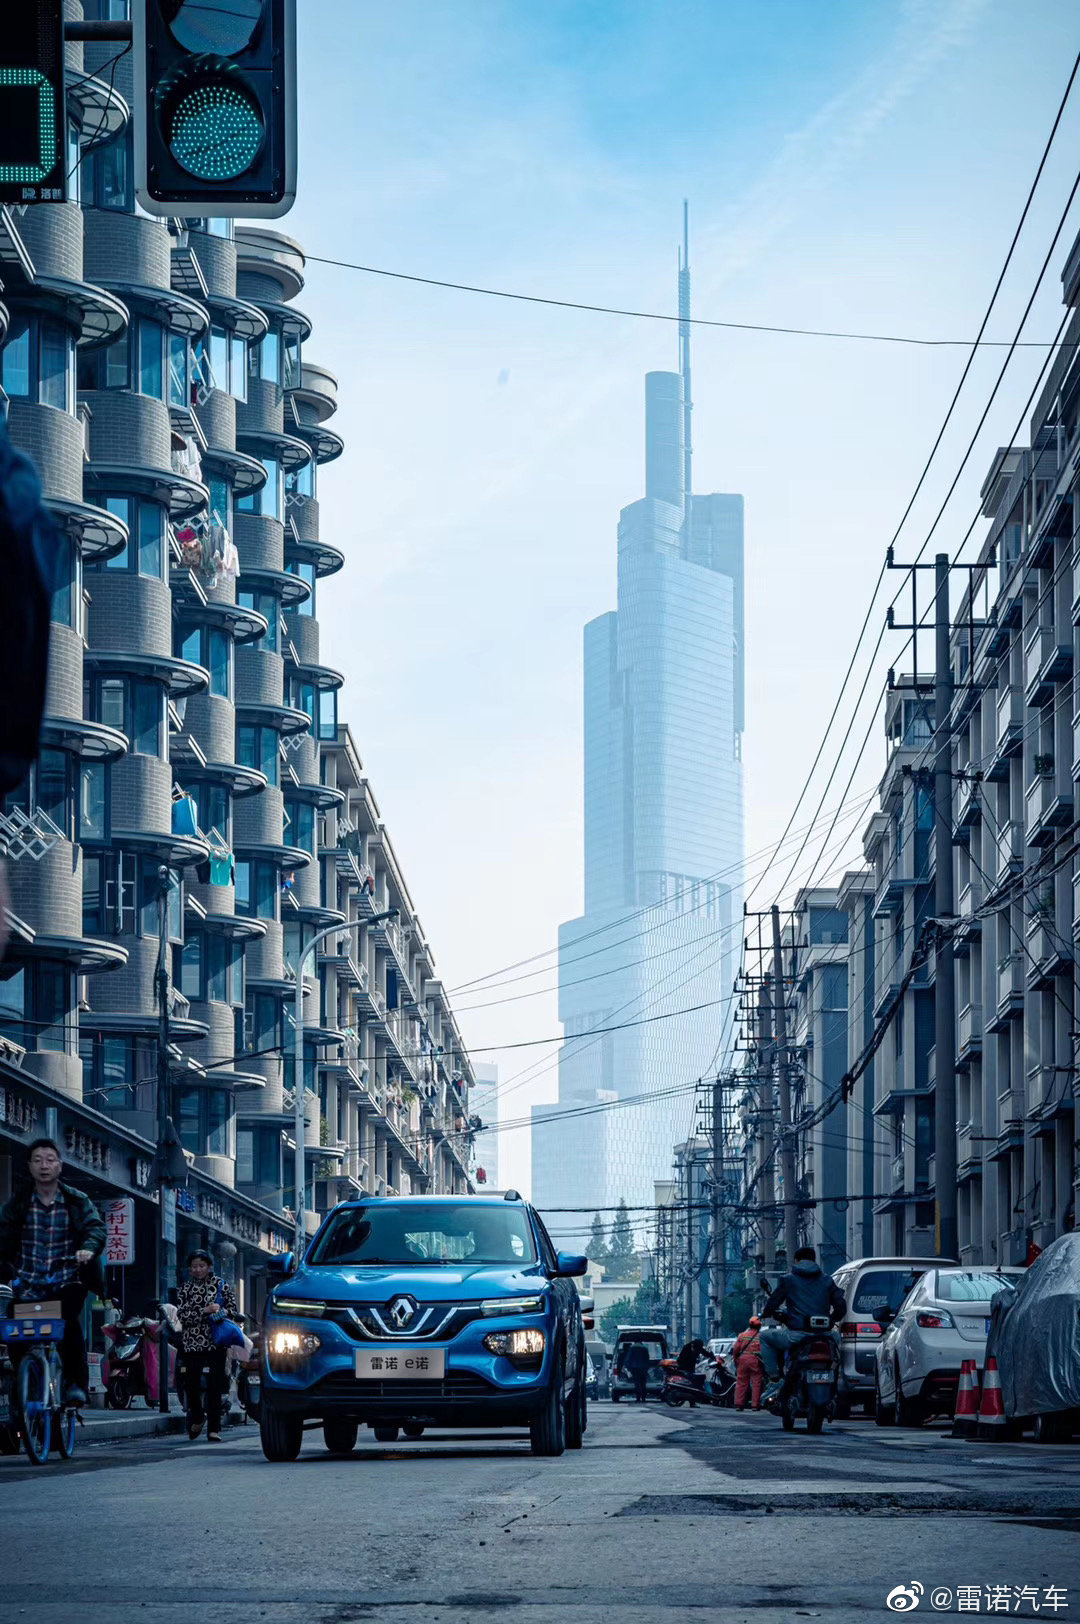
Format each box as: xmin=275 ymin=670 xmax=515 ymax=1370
xmin=996 ymin=683 xmax=1022 ymax=747
xmin=993 ymin=820 xmax=1023 ymax=884
xmin=958 ymin=1003 xmax=983 ymax=1053
xmin=1024 ymin=624 xmax=1072 ymax=703
xmin=997 ymin=953 xmax=1025 ymax=1008
xmin=957 ymin=1119 xmax=982 ymax=1166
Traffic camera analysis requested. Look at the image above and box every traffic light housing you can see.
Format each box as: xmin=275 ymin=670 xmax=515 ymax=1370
xmin=133 ymin=0 xmax=296 ymax=218
xmin=0 ymin=0 xmax=66 ymax=204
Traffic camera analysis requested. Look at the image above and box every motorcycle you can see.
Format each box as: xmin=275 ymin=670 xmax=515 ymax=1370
xmin=102 ymin=1313 xmax=174 ymax=1409
xmin=766 ymin=1318 xmax=840 ymax=1434
xmin=660 ymin=1356 xmax=734 ymax=1409
xmin=236 ymin=1326 xmax=261 ymax=1422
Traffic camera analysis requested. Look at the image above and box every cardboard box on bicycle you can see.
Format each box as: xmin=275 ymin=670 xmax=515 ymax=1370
xmin=1 ymin=1301 xmax=63 ymax=1340
xmin=14 ymin=1300 xmax=62 ymax=1320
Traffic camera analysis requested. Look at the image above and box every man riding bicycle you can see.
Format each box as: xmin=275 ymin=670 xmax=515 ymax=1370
xmin=759 ymin=1245 xmax=846 ymax=1404
xmin=0 ymin=1139 xmax=106 ymax=1406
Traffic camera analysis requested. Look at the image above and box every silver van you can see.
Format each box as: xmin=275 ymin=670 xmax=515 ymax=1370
xmin=830 ymin=1257 xmax=953 ymax=1415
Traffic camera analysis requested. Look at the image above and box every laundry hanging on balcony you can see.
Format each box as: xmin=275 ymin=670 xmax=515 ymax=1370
xmin=172 ymin=518 xmax=239 ymax=590
xmin=170 ymin=430 xmax=202 ymax=483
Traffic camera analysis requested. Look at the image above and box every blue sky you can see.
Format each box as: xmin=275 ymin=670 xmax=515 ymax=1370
xmin=283 ymin=0 xmax=1080 ymax=1190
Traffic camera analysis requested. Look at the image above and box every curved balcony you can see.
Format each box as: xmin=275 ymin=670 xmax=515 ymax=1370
xmin=205 ymin=291 xmax=268 ymax=343
xmin=234 ymin=228 xmax=306 ymax=304
xmin=84 ymin=211 xmax=172 ymax=295
xmin=238 ymin=425 xmax=311 ymax=475
xmin=16 ymin=202 xmax=84 ymax=285
xmin=237 ymin=562 xmax=309 ymax=610
xmin=49 ymin=495 xmax=128 ymax=564
xmin=6 ymin=400 xmax=84 ymax=504
xmin=25 ymin=276 xmax=127 ymax=349
xmin=85 ymin=572 xmax=175 ymax=662
xmin=234 ymin=514 xmax=285 ymax=576
xmin=67 ymin=68 xmax=128 ymax=148
xmin=82 ymin=390 xmax=207 ymax=517
xmin=286 ymin=532 xmax=345 ymax=580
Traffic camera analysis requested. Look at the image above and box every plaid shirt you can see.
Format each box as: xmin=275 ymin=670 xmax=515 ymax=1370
xmin=17 ymin=1192 xmax=77 ymax=1297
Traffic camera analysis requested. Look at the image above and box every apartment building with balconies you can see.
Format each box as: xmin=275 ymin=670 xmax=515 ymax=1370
xmin=0 ymin=3 xmax=471 ymax=1311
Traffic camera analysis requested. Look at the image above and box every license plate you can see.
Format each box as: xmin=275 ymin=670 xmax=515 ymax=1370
xmin=355 ymin=1347 xmax=445 ymax=1379
xmin=807 ymin=1372 xmax=833 ymax=1384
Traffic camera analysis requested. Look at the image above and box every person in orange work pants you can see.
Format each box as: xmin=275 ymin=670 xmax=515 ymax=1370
xmin=733 ymin=1316 xmax=765 ymax=1411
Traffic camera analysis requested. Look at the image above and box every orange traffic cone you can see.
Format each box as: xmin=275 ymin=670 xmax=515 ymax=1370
xmin=951 ymin=1359 xmax=980 ymax=1439
xmin=977 ymin=1355 xmax=1006 ymax=1440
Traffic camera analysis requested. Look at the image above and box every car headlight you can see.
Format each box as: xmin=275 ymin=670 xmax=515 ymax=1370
xmin=483 ymin=1328 xmax=546 ymax=1356
xmin=480 ymin=1295 xmax=545 ymax=1317
xmin=270 ymin=1298 xmax=326 ymax=1317
xmin=269 ymin=1329 xmax=322 ymax=1356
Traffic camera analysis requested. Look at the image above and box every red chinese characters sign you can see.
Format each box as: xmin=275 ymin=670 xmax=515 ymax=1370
xmin=103 ymin=1198 xmax=134 ymax=1267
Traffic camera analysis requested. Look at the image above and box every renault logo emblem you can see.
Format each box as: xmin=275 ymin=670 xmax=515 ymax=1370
xmin=388 ymin=1295 xmax=417 ymax=1329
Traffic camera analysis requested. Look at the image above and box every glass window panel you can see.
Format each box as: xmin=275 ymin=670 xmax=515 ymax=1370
xmin=0 ymin=966 xmax=26 ymax=1046
xmin=138 ymin=318 xmax=164 ymax=399
xmin=104 ymin=333 xmax=128 ymax=388
xmin=236 ymin=1128 xmax=254 ymax=1184
xmin=101 ymin=1038 xmax=130 ymax=1107
xmin=208 ymin=934 xmax=227 ymax=1002
xmin=36 ymin=964 xmax=70 ymax=1052
xmin=234 ymin=859 xmax=251 ymax=915
xmin=262 ymin=458 xmax=281 ymax=520
xmin=259 ymin=330 xmax=281 ymax=384
xmin=209 ymin=628 xmax=231 ymax=697
xmin=140 ymin=858 xmax=162 ymax=937
xmin=36 ymin=749 xmax=69 ymax=832
xmin=229 ymin=334 xmax=246 ymax=401
xmin=287 ymin=800 xmax=314 ymax=854
xmin=103 ymin=496 xmax=131 ymax=568
xmin=209 ymin=325 xmax=228 ymax=392
xmin=207 ymin=476 xmax=229 ymax=529
xmin=177 ymin=1088 xmax=201 ymax=1152
xmin=178 ymin=625 xmax=201 ymax=665
xmin=83 ymin=853 xmax=103 ymax=935
xmin=167 ymin=871 xmax=182 ymax=942
xmin=259 ymin=728 xmax=278 ymax=786
xmin=252 ymin=992 xmax=277 ymax=1051
xmin=229 ymin=941 xmax=243 ymax=1005
xmin=237 ymin=724 xmax=257 ymax=768
xmin=138 ymin=501 xmax=164 ymax=579
xmin=132 ymin=680 xmax=161 ymax=755
xmin=207 ymin=1089 xmax=230 ymax=1156
xmin=0 ymin=319 xmax=30 ymax=397
xmin=180 ymin=936 xmax=201 ymax=998
xmin=288 ymin=559 xmax=315 ymax=616
xmin=318 ymin=688 xmax=337 ymax=742
xmin=99 ymin=678 xmax=125 ymax=732
xmin=78 ymin=762 xmax=107 ymax=842
xmin=255 ymin=860 xmax=277 ymax=920
xmin=51 ymin=535 xmax=73 ymax=627
xmin=40 ymin=323 xmax=70 ymax=410
xmin=168 ymin=332 xmax=188 ymax=408
xmin=197 ymin=783 xmax=228 ymax=842
xmin=97 ymin=130 xmax=131 ymax=209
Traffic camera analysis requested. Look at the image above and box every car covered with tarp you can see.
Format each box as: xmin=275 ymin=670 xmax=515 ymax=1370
xmin=986 ymin=1233 xmax=1080 ymax=1428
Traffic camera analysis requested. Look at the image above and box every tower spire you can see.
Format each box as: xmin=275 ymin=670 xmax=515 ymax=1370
xmin=678 ymin=199 xmax=692 ymax=516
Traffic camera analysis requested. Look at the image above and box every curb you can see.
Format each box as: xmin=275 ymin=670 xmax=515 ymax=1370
xmin=78 ymin=1408 xmax=249 ymax=1445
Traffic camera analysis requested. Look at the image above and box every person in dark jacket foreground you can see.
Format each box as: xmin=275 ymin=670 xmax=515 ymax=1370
xmin=759 ymin=1246 xmax=846 ymax=1401
xmin=622 ymin=1339 xmax=651 ymax=1402
xmin=0 ymin=1139 xmax=106 ymax=1403
xmin=676 ymin=1337 xmax=706 ymax=1376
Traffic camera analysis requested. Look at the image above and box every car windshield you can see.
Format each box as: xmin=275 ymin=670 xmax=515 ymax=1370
xmin=618 ymin=1337 xmax=664 ymax=1361
xmin=936 ymin=1270 xmax=1018 ymax=1303
xmin=309 ymin=1201 xmax=538 ymax=1266
xmin=852 ymin=1269 xmax=923 ymax=1316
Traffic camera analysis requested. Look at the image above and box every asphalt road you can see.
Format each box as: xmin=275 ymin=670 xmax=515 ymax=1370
xmin=2 ymin=1401 xmax=1079 ymax=1624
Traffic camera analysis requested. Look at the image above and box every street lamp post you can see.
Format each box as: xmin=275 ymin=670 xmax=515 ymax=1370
xmin=292 ymin=908 xmax=398 ymax=1267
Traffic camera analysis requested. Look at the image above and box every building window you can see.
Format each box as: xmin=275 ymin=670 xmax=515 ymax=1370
xmin=0 ymin=962 xmax=74 ymax=1053
xmin=256 ymin=329 xmax=282 ymax=386
xmin=282 ymin=332 xmax=301 ymax=389
xmin=192 ymin=781 xmax=230 ymax=844
xmin=176 ymin=1086 xmax=232 ymax=1158
xmin=1 ymin=317 xmax=75 ymax=412
xmin=237 ymin=588 xmax=278 ymax=652
xmin=1 ymin=749 xmax=105 ymax=844
xmin=83 ymin=126 xmax=133 ymax=210
xmin=51 ymin=535 xmax=83 ymax=631
xmin=317 ymin=688 xmax=337 ymax=742
xmin=236 ymin=1123 xmax=279 ymax=1186
xmin=286 ymin=459 xmax=315 ymax=502
xmin=236 ymin=456 xmax=282 ymax=520
xmin=236 ymin=722 xmax=278 ymax=785
xmin=207 ymin=476 xmax=231 ymax=531
xmin=290 ymin=678 xmax=315 ymax=727
xmin=174 ymin=623 xmax=232 ymax=698
xmin=285 ymin=798 xmax=315 ymax=855
xmin=235 ymin=857 xmax=277 ymax=920
xmin=94 ymin=496 xmax=166 ymax=579
xmin=285 ymin=558 xmax=315 ymax=616
xmin=139 ymin=860 xmax=182 ymax=941
xmin=137 ymin=317 xmax=165 ymax=399
xmin=168 ymin=331 xmax=190 ymax=409
xmin=79 ymin=761 xmax=107 ymax=841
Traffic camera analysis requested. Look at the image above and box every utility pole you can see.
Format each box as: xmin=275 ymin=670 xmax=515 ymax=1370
xmin=155 ymin=865 xmax=173 ymax=1413
xmin=757 ymin=978 xmax=777 ymax=1275
xmin=933 ymin=553 xmax=958 ymax=1260
xmin=710 ymin=1076 xmax=727 ymax=1336
xmin=771 ymin=905 xmax=799 ymax=1266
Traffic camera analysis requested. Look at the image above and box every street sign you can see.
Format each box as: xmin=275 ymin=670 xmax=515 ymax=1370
xmin=162 ymin=1186 xmax=177 ymax=1245
xmin=133 ymin=0 xmax=296 ymax=217
xmin=103 ymin=1197 xmax=135 ymax=1266
xmin=0 ymin=0 xmax=67 ymax=204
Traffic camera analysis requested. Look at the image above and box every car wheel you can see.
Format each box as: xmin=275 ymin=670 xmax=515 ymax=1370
xmin=565 ymin=1370 xmax=586 ymax=1450
xmin=322 ymin=1419 xmax=358 ymax=1455
xmin=894 ymin=1367 xmax=923 ymax=1429
xmin=530 ymin=1346 xmax=567 ymax=1457
xmin=259 ymin=1402 xmax=303 ymax=1462
xmin=1032 ymin=1413 xmax=1065 ymax=1444
xmin=610 ymin=1390 xmax=620 ymax=1403
xmin=874 ymin=1369 xmax=896 ymax=1427
xmin=372 ymin=1424 xmax=399 ymax=1443
xmin=402 ymin=1422 xmax=425 ymax=1440
xmin=806 ymin=1405 xmax=826 ymax=1435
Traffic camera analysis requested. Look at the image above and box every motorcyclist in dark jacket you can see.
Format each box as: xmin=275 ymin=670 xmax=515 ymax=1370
xmin=759 ymin=1247 xmax=846 ymax=1399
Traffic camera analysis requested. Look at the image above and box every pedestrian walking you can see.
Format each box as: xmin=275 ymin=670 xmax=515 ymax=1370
xmin=733 ymin=1316 xmax=766 ymax=1411
xmin=0 ymin=1139 xmax=105 ymax=1405
xmin=176 ymin=1250 xmax=239 ymax=1442
xmin=623 ymin=1339 xmax=651 ymax=1403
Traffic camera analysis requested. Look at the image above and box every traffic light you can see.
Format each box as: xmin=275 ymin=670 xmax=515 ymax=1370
xmin=133 ymin=0 xmax=296 ymax=218
xmin=0 ymin=0 xmax=66 ymax=204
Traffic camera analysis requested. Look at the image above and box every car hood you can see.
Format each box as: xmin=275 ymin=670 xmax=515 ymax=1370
xmin=272 ymin=1263 xmax=550 ymax=1305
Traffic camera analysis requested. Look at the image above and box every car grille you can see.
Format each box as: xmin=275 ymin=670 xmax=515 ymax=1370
xmin=321 ymin=1302 xmax=486 ymax=1343
xmin=314 ymin=1371 xmax=495 ymax=1402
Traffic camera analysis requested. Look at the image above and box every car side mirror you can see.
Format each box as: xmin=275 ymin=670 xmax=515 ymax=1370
xmin=577 ymin=1295 xmax=595 ymax=1313
xmin=555 ymin=1251 xmax=587 ymax=1278
xmin=267 ymin=1250 xmax=295 ymax=1280
xmin=876 ymin=1305 xmax=895 ymax=1325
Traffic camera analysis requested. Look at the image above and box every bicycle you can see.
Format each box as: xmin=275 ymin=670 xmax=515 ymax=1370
xmin=0 ymin=1285 xmax=79 ymax=1465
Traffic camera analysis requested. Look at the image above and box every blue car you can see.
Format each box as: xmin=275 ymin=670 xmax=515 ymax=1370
xmin=259 ymin=1193 xmax=589 ymax=1461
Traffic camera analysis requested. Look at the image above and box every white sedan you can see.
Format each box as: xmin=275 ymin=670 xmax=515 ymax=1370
xmin=874 ymin=1265 xmax=1024 ymax=1426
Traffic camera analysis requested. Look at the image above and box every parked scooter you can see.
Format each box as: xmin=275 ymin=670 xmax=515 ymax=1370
xmin=660 ymin=1355 xmax=734 ymax=1409
xmin=236 ymin=1326 xmax=261 ymax=1422
xmin=765 ymin=1319 xmax=840 ymax=1434
xmin=102 ymin=1312 xmax=175 ymax=1409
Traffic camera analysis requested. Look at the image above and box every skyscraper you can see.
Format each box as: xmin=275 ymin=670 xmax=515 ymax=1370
xmin=532 ymin=212 xmax=744 ymax=1246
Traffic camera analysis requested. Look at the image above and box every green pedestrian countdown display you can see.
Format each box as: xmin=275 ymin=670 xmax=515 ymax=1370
xmin=0 ymin=0 xmax=66 ymax=204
